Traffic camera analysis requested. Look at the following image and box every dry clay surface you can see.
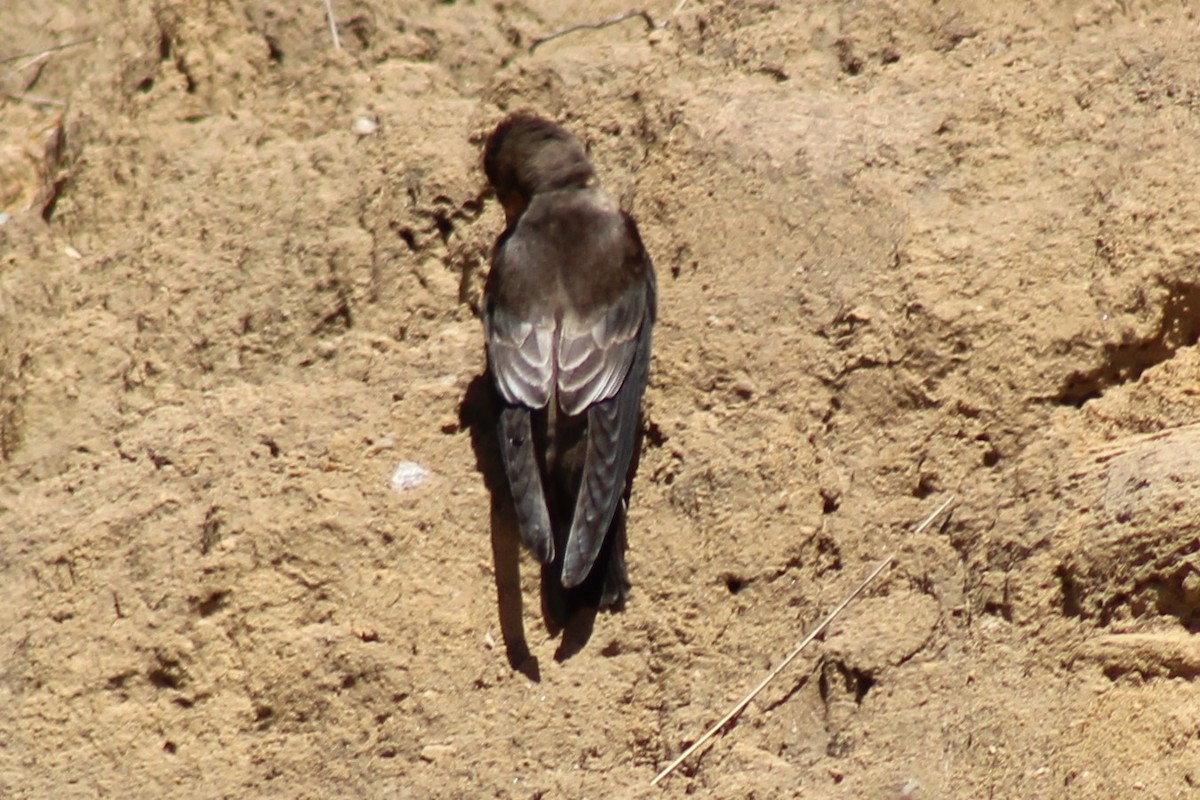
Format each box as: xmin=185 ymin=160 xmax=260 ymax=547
xmin=2 ymin=1 xmax=1200 ymax=798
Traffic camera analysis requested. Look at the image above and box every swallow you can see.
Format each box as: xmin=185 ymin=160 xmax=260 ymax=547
xmin=482 ymin=112 xmax=656 ymax=626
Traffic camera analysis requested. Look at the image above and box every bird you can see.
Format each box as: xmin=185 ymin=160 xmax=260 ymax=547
xmin=481 ymin=112 xmax=656 ymax=628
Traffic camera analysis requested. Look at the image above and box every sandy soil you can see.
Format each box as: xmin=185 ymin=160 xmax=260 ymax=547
xmin=3 ymin=1 xmax=1199 ymax=797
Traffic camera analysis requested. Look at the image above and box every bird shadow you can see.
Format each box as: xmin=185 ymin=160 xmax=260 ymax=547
xmin=459 ymin=373 xmax=541 ymax=680
xmin=461 ymin=372 xmax=628 ymax=669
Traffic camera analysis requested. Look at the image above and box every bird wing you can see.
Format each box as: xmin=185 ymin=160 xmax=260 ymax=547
xmin=496 ymin=404 xmax=554 ymax=563
xmin=556 ymin=281 xmax=645 ymax=417
xmin=485 ymin=302 xmax=555 ymax=409
xmin=487 ymin=289 xmax=644 ymax=571
xmin=485 ymin=294 xmax=556 ymax=563
xmin=560 ymin=276 xmax=654 ymax=588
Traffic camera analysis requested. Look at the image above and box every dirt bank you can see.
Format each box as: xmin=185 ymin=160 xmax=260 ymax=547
xmin=2 ymin=1 xmax=1198 ymax=797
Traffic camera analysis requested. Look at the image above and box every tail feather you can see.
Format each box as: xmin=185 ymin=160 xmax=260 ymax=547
xmin=541 ymin=502 xmax=629 ymax=633
xmin=598 ymin=500 xmax=630 ymax=610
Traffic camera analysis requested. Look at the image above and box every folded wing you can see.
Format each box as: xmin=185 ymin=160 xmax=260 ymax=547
xmin=560 ymin=302 xmax=652 ymax=588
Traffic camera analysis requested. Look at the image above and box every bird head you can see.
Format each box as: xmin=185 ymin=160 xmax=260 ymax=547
xmin=483 ymin=113 xmax=595 ymax=224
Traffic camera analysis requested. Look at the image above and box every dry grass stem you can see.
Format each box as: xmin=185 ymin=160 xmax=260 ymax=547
xmin=323 ymin=0 xmax=342 ymax=50
xmin=650 ymin=494 xmax=957 ymax=787
xmin=0 ymin=37 xmax=98 ymax=66
xmin=2 ymin=91 xmax=67 ymax=107
xmin=530 ymin=10 xmax=655 ymax=53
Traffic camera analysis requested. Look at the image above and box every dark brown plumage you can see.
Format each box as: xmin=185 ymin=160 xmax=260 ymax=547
xmin=482 ymin=113 xmax=656 ymax=626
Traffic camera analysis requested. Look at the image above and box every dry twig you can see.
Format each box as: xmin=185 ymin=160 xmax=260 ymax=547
xmin=529 ymin=10 xmax=656 ymax=53
xmin=2 ymin=91 xmax=66 ymax=107
xmin=2 ymin=36 xmax=97 ymax=105
xmin=650 ymin=494 xmax=957 ymax=787
xmin=323 ymin=0 xmax=342 ymax=50
xmin=0 ymin=37 xmax=97 ymax=66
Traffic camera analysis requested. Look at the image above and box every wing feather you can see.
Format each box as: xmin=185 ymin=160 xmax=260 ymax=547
xmin=557 ymin=284 xmax=645 ymax=416
xmin=560 ymin=304 xmax=653 ymax=588
xmin=485 ymin=305 xmax=555 ymax=409
xmin=497 ymin=406 xmax=554 ymax=563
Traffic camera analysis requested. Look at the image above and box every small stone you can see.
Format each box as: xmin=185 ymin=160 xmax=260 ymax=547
xmin=732 ymin=375 xmax=756 ymax=398
xmin=1181 ymin=570 xmax=1200 ymax=602
xmin=390 ymin=461 xmax=429 ymax=492
xmin=352 ymin=117 xmax=378 ymax=137
xmin=419 ymin=743 xmax=456 ymax=763
xmin=366 ymin=435 xmax=395 ymax=455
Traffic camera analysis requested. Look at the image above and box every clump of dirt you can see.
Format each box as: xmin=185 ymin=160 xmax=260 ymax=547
xmin=3 ymin=1 xmax=1200 ymax=797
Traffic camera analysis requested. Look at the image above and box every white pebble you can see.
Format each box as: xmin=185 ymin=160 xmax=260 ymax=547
xmin=390 ymin=461 xmax=429 ymax=491
xmin=352 ymin=117 xmax=378 ymax=136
